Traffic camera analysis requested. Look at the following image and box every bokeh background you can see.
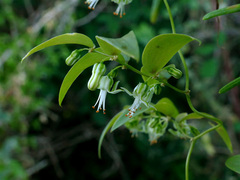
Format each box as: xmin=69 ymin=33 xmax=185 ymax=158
xmin=0 ymin=0 xmax=240 ymax=179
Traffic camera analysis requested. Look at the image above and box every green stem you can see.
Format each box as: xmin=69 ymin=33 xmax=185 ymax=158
xmin=163 ymin=0 xmax=176 ymax=34
xmin=163 ymin=0 xmax=190 ymax=91
xmin=185 ymin=139 xmax=196 ymax=180
xmin=186 ymin=95 xmax=222 ymax=125
xmin=193 ymin=124 xmax=221 ymax=140
xmin=163 ymin=81 xmax=188 ymax=94
xmin=123 ymin=63 xmax=152 ymax=78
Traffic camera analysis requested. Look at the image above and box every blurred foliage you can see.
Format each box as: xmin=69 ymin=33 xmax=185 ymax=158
xmin=0 ymin=0 xmax=240 ymax=180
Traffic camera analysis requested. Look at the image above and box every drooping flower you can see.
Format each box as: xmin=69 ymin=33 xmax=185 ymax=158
xmin=91 ymin=75 xmax=122 ymax=114
xmin=85 ymin=0 xmax=99 ymax=10
xmin=144 ymin=117 xmax=168 ymax=144
xmin=122 ymin=83 xmax=155 ymax=118
xmin=112 ymin=0 xmax=132 ymax=18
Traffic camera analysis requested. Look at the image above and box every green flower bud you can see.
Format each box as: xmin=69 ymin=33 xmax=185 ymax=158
xmin=98 ymin=76 xmax=114 ymax=91
xmin=153 ymin=84 xmax=161 ymax=95
xmin=167 ymin=67 xmax=182 ymax=79
xmin=87 ymin=63 xmax=106 ymax=91
xmin=65 ymin=49 xmax=82 ymax=66
xmin=133 ymin=83 xmax=148 ymax=97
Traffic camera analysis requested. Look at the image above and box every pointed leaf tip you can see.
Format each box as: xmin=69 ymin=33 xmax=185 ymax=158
xmin=22 ymin=33 xmax=95 ymax=62
xmin=141 ymin=34 xmax=200 ymax=76
xmin=96 ymin=31 xmax=139 ymax=62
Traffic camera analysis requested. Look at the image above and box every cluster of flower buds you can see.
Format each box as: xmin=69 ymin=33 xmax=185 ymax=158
xmin=168 ymin=113 xmax=194 ymax=138
xmin=125 ymin=114 xmax=168 ymax=144
xmin=144 ymin=117 xmax=168 ymax=144
xmin=84 ymin=0 xmax=133 ymax=18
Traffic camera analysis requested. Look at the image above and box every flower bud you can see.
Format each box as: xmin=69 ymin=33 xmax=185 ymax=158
xmin=153 ymin=84 xmax=161 ymax=95
xmin=65 ymin=49 xmax=82 ymax=66
xmin=133 ymin=83 xmax=148 ymax=97
xmin=98 ymin=76 xmax=114 ymax=91
xmin=87 ymin=63 xmax=106 ymax=91
xmin=167 ymin=67 xmax=182 ymax=79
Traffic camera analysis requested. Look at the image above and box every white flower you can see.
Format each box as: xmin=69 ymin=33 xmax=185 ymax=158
xmin=112 ymin=0 xmax=132 ymax=18
xmin=92 ymin=76 xmax=122 ymax=114
xmin=85 ymin=0 xmax=99 ymax=10
xmin=122 ymin=83 xmax=155 ymax=118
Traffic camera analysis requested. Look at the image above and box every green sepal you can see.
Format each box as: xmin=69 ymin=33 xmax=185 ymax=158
xmin=22 ymin=33 xmax=94 ymax=61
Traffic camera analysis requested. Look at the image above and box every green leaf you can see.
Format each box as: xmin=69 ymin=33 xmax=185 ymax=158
xmin=111 ymin=104 xmax=149 ymax=131
xmin=141 ymin=34 xmax=200 ymax=76
xmin=182 ymin=113 xmax=203 ymax=121
xmin=59 ymin=52 xmax=109 ymax=106
xmin=150 ymin=0 xmax=162 ymax=24
xmin=219 ymin=77 xmax=240 ymax=94
xmin=22 ymin=33 xmax=95 ymax=61
xmin=96 ymin=31 xmax=139 ymax=62
xmin=98 ymin=110 xmax=124 ymax=159
xmin=211 ymin=123 xmax=233 ymax=153
xmin=203 ymin=4 xmax=240 ymax=20
xmin=225 ymin=155 xmax=240 ymax=174
xmin=154 ymin=98 xmax=179 ymax=118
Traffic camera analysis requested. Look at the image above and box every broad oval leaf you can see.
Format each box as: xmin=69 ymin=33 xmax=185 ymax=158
xmin=225 ymin=155 xmax=240 ymax=174
xmin=203 ymin=4 xmax=240 ymax=20
xmin=141 ymin=34 xmax=200 ymax=76
xmin=154 ymin=97 xmax=179 ymax=118
xmin=98 ymin=110 xmax=124 ymax=159
xmin=219 ymin=77 xmax=240 ymax=94
xmin=111 ymin=104 xmax=149 ymax=131
xmin=96 ymin=31 xmax=139 ymax=62
xmin=22 ymin=33 xmax=95 ymax=61
xmin=59 ymin=52 xmax=109 ymax=106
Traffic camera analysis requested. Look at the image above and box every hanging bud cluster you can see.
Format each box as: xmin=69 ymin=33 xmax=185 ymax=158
xmin=125 ymin=115 xmax=168 ymax=144
xmin=144 ymin=117 xmax=168 ymax=144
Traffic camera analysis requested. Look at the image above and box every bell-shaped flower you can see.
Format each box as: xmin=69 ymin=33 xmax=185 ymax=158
xmin=92 ymin=75 xmax=122 ymax=114
xmin=144 ymin=117 xmax=168 ymax=144
xmin=112 ymin=0 xmax=132 ymax=18
xmin=85 ymin=0 xmax=99 ymax=9
xmin=122 ymin=83 xmax=155 ymax=118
